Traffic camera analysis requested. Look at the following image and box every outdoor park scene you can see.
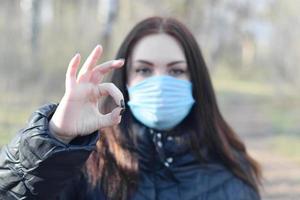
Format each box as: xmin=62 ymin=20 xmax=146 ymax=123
xmin=0 ymin=0 xmax=299 ymax=199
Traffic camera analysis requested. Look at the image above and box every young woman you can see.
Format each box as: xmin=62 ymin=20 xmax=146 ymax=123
xmin=0 ymin=17 xmax=262 ymax=200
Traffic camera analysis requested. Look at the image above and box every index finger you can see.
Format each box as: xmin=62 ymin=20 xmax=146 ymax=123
xmin=97 ymin=83 xmax=124 ymax=107
xmin=90 ymin=59 xmax=125 ymax=84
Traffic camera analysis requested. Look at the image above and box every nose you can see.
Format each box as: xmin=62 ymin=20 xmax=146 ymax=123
xmin=153 ymin=68 xmax=167 ymax=76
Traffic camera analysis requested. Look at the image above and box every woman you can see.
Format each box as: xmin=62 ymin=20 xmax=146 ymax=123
xmin=0 ymin=17 xmax=261 ymax=200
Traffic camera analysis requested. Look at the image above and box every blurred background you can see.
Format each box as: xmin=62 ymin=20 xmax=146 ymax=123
xmin=0 ymin=0 xmax=299 ymax=199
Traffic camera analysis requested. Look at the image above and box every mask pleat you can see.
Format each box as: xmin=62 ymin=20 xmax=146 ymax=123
xmin=127 ymin=75 xmax=195 ymax=130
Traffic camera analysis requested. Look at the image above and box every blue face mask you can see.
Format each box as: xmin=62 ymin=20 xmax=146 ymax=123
xmin=127 ymin=75 xmax=195 ymax=131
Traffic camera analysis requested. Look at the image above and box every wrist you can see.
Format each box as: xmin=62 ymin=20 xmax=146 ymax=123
xmin=49 ymin=120 xmax=73 ymax=144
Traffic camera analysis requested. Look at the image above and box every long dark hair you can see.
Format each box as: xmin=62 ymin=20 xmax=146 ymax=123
xmin=86 ymin=16 xmax=262 ymax=200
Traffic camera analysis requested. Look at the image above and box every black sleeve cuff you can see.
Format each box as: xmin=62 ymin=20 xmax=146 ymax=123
xmin=10 ymin=103 xmax=99 ymax=198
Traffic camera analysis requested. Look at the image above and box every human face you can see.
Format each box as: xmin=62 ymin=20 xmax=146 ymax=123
xmin=127 ymin=33 xmax=190 ymax=87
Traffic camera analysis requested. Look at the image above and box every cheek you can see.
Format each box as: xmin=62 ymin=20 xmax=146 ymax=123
xmin=127 ymin=74 xmax=144 ymax=87
xmin=186 ymin=70 xmax=192 ymax=81
xmin=180 ymin=72 xmax=191 ymax=81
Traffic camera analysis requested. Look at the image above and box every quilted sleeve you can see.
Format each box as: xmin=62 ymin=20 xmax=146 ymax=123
xmin=0 ymin=103 xmax=99 ymax=199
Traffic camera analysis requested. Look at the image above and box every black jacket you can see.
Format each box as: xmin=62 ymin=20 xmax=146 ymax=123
xmin=0 ymin=104 xmax=260 ymax=200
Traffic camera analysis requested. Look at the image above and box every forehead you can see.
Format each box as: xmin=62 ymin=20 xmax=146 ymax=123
xmin=131 ymin=33 xmax=186 ymax=62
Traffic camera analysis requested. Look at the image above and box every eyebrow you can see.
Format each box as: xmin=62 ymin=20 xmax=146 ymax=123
xmin=135 ymin=59 xmax=186 ymax=67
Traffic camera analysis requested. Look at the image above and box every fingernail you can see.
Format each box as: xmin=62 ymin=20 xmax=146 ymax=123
xmin=120 ymin=99 xmax=125 ymax=109
xmin=94 ymin=45 xmax=102 ymax=51
xmin=113 ymin=59 xmax=123 ymax=66
xmin=113 ymin=59 xmax=125 ymax=66
xmin=119 ymin=108 xmax=125 ymax=116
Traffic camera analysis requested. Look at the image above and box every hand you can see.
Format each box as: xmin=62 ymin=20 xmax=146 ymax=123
xmin=49 ymin=45 xmax=125 ymax=143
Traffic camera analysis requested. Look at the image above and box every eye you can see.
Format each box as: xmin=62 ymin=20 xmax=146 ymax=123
xmin=135 ymin=66 xmax=152 ymax=76
xmin=169 ymin=68 xmax=186 ymax=76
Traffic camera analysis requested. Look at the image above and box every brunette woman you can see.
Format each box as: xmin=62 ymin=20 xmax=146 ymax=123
xmin=0 ymin=17 xmax=261 ymax=200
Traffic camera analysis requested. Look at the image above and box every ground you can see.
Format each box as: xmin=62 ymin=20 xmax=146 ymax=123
xmin=221 ymin=95 xmax=300 ymax=200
